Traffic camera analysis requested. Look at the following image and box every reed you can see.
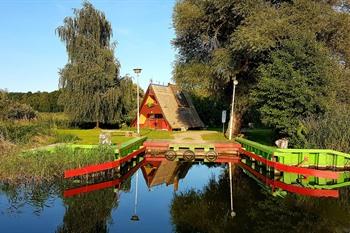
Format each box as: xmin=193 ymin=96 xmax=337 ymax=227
xmin=303 ymin=105 xmax=350 ymax=153
xmin=0 ymin=145 xmax=115 ymax=182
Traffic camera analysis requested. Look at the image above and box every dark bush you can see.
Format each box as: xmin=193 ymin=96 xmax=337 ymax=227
xmin=6 ymin=102 xmax=37 ymax=120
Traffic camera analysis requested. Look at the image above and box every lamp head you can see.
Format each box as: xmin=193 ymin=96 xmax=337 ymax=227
xmin=133 ymin=68 xmax=142 ymax=74
xmin=131 ymin=215 xmax=140 ymax=221
xmin=233 ymin=80 xmax=238 ymax=86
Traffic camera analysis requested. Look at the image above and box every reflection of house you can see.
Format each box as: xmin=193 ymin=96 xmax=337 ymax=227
xmin=131 ymin=84 xmax=204 ymax=131
xmin=141 ymin=160 xmax=192 ymax=191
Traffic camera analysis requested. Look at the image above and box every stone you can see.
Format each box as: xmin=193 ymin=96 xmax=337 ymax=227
xmin=99 ymin=132 xmax=111 ymax=145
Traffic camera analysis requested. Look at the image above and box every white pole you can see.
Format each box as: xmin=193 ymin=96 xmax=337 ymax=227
xmin=134 ymin=170 xmax=139 ymax=215
xmin=136 ymin=73 xmax=140 ymax=135
xmin=229 ymin=162 xmax=236 ymax=217
xmin=229 ymin=80 xmax=237 ymax=140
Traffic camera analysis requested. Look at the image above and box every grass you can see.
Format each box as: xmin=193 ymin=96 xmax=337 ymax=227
xmin=0 ymin=145 xmax=116 ymax=182
xmin=56 ymin=128 xmax=176 ymax=144
xmin=201 ymin=132 xmax=228 ymax=141
xmin=183 ymin=137 xmax=194 ymax=141
xmin=139 ymin=128 xmax=175 ymax=139
xmin=56 ymin=129 xmax=131 ymax=145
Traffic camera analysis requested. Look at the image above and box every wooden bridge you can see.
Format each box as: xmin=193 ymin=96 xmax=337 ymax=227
xmin=63 ymin=136 xmax=350 ymax=198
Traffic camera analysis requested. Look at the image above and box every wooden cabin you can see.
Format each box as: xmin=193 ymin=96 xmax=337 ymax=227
xmin=132 ymin=84 xmax=204 ymax=131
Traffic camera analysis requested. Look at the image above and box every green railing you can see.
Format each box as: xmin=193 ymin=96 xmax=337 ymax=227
xmin=280 ymin=171 xmax=350 ymax=189
xmin=236 ymin=137 xmax=350 ymax=168
xmin=116 ymin=136 xmax=147 ymax=158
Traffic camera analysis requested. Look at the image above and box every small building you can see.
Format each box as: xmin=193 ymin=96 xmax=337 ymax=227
xmin=132 ymin=84 xmax=204 ymax=131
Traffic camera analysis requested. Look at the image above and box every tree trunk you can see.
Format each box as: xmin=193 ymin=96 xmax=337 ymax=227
xmin=225 ymin=112 xmax=242 ymax=139
xmin=233 ymin=113 xmax=242 ymax=135
xmin=95 ymin=121 xmax=100 ymax=129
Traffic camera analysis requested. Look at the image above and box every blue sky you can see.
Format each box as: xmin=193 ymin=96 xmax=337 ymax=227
xmin=0 ymin=0 xmax=176 ymax=92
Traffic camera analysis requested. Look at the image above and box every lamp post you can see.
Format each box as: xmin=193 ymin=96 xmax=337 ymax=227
xmin=133 ymin=68 xmax=142 ymax=135
xmin=228 ymin=79 xmax=239 ymax=140
xmin=131 ymin=170 xmax=140 ymax=221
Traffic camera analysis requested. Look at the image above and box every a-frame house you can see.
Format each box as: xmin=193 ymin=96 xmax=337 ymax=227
xmin=131 ymin=84 xmax=204 ymax=131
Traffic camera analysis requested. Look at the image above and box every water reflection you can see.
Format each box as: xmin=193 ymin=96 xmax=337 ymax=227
xmin=141 ymin=160 xmax=191 ymax=191
xmin=1 ymin=156 xmax=350 ymax=233
xmin=171 ymin=165 xmax=350 ymax=233
xmin=56 ymin=187 xmax=118 ymax=233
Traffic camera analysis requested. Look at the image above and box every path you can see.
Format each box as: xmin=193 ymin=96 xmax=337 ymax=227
xmin=172 ymin=130 xmax=219 ymax=143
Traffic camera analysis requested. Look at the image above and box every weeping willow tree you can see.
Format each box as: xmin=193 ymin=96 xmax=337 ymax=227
xmin=56 ymin=2 xmax=121 ymax=127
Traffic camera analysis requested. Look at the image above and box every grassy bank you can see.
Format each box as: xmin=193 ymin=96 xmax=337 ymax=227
xmin=201 ymin=132 xmax=228 ymax=141
xmin=56 ymin=128 xmax=175 ymax=144
xmin=140 ymin=128 xmax=175 ymax=139
xmin=0 ymin=145 xmax=116 ymax=182
xmin=56 ymin=129 xmax=131 ymax=144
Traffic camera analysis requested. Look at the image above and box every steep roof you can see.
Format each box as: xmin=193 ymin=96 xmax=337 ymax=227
xmin=150 ymin=84 xmax=204 ymax=129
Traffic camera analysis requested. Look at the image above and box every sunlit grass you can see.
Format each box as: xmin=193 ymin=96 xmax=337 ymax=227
xmin=201 ymin=132 xmax=228 ymax=141
xmin=120 ymin=127 xmax=175 ymax=139
xmin=0 ymin=145 xmax=116 ymax=182
xmin=56 ymin=129 xmax=131 ymax=145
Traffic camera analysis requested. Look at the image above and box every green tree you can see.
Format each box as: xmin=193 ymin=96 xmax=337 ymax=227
xmin=172 ymin=0 xmax=350 ymax=143
xmin=118 ymin=75 xmax=144 ymax=125
xmin=8 ymin=91 xmax=64 ymax=112
xmin=251 ymin=38 xmax=336 ymax=145
xmin=56 ymin=2 xmax=121 ymax=127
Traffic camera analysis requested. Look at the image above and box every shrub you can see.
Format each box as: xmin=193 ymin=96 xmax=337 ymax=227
xmin=6 ymin=102 xmax=37 ymax=120
xmin=38 ymin=112 xmax=72 ymax=129
xmin=0 ymin=90 xmax=37 ymax=121
xmin=0 ymin=121 xmax=51 ymax=144
xmin=302 ymin=105 xmax=350 ymax=153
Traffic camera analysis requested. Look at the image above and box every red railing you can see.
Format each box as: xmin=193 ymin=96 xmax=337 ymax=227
xmin=64 ymin=159 xmax=146 ymax=197
xmin=239 ymin=148 xmax=340 ymax=179
xmin=64 ymin=147 xmax=146 ymax=179
xmin=239 ymin=162 xmax=339 ymax=198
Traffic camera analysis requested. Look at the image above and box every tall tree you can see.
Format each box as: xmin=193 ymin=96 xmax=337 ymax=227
xmin=172 ymin=0 xmax=350 ymax=143
xmin=56 ymin=2 xmax=121 ymax=127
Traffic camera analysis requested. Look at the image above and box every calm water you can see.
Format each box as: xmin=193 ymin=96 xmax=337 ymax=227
xmin=1 ymin=160 xmax=350 ymax=233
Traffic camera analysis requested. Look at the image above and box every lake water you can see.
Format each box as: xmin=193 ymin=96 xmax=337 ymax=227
xmin=1 ymin=159 xmax=350 ymax=233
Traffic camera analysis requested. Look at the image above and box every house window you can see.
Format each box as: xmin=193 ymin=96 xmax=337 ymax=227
xmin=155 ymin=114 xmax=163 ymax=119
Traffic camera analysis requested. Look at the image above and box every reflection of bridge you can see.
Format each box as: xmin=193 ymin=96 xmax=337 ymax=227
xmin=64 ymin=136 xmax=350 ymax=199
xmin=64 ymin=155 xmax=236 ymax=198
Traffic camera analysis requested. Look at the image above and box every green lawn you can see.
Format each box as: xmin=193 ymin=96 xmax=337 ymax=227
xmin=201 ymin=132 xmax=228 ymax=141
xmin=56 ymin=129 xmax=131 ymax=144
xmin=56 ymin=128 xmax=175 ymax=144
xmin=139 ymin=128 xmax=175 ymax=139
xmin=55 ymin=128 xmax=276 ymax=145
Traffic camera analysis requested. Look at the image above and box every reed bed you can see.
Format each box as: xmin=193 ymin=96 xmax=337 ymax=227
xmin=0 ymin=145 xmax=115 ymax=183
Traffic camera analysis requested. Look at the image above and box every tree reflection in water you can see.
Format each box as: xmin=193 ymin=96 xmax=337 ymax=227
xmin=3 ymin=160 xmax=350 ymax=233
xmin=55 ymin=187 xmax=119 ymax=233
xmin=170 ymin=165 xmax=350 ymax=233
xmin=0 ymin=181 xmax=61 ymax=215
